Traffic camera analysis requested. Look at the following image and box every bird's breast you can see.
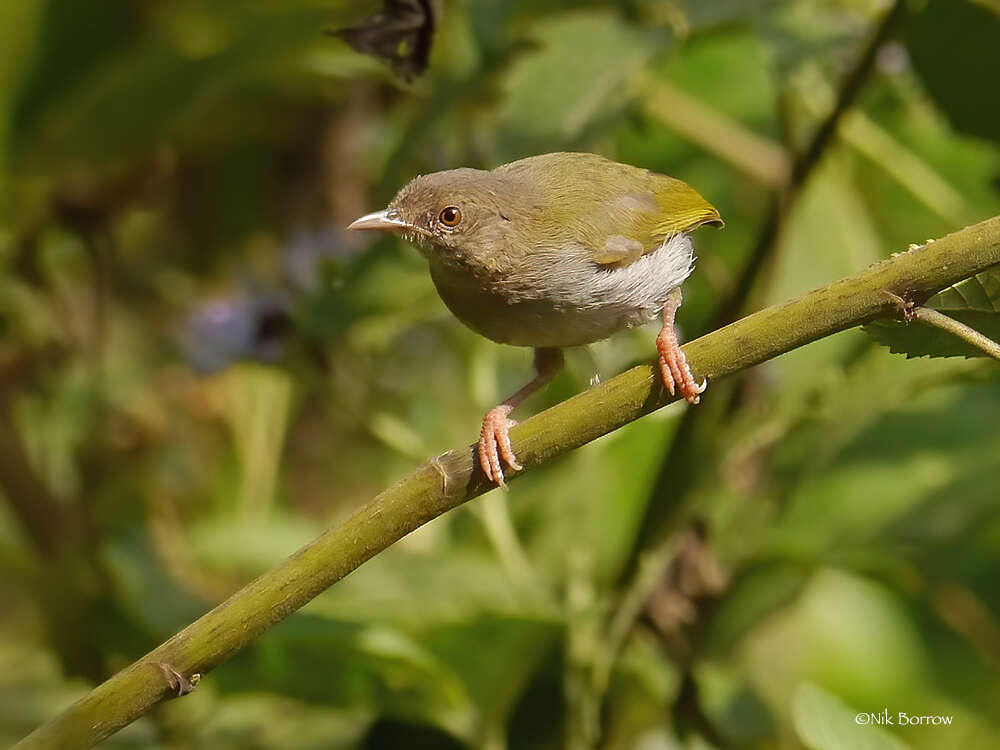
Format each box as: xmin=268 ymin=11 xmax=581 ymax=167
xmin=428 ymin=234 xmax=695 ymax=347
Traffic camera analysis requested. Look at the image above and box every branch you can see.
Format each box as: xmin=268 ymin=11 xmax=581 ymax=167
xmin=912 ymin=306 xmax=1000 ymax=361
xmin=15 ymin=216 xmax=1000 ymax=750
xmin=632 ymin=72 xmax=791 ymax=189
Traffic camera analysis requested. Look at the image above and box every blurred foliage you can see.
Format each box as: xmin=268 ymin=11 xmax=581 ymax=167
xmin=1 ymin=0 xmax=1000 ymax=749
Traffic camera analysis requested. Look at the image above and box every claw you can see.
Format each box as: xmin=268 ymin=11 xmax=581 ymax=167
xmin=656 ymin=288 xmax=705 ymax=405
xmin=658 ymin=348 xmax=676 ymax=396
xmin=656 ymin=333 xmax=705 ymax=405
xmin=479 ymin=405 xmax=520 ymax=488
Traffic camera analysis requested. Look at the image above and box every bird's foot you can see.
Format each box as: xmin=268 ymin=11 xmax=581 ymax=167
xmin=656 ymin=330 xmax=706 ymax=405
xmin=478 ymin=404 xmax=521 ymax=488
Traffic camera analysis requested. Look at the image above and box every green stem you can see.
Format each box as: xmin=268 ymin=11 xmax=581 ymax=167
xmin=632 ymin=72 xmax=790 ymax=189
xmin=14 ymin=216 xmax=1000 ymax=750
xmin=590 ymin=538 xmax=680 ymax=713
xmin=913 ymin=306 xmax=1000 ymax=361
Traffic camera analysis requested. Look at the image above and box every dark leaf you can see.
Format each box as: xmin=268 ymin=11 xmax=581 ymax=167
xmin=905 ymin=0 xmax=1000 ymax=144
xmin=330 ymin=0 xmax=436 ymax=80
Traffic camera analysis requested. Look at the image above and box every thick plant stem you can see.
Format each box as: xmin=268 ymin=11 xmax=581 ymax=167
xmin=14 ymin=216 xmax=1000 ymax=750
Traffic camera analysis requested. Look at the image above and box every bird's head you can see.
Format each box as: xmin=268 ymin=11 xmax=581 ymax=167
xmin=348 ymin=168 xmax=528 ymax=273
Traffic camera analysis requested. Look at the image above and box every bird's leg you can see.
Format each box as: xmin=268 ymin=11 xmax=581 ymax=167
xmin=656 ymin=287 xmax=706 ymax=405
xmin=479 ymin=347 xmax=564 ymax=488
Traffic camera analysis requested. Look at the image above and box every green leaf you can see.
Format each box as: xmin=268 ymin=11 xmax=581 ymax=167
xmin=423 ymin=617 xmax=558 ymax=734
xmin=793 ymin=683 xmax=912 ymax=750
xmin=219 ymin=616 xmax=478 ymax=741
xmin=930 ymin=266 xmax=1000 ymax=313
xmin=181 ymin=693 xmax=371 ymax=750
xmin=864 ymin=267 xmax=1000 ymax=358
xmin=498 ymin=11 xmax=657 ymax=148
xmin=705 ymin=561 xmax=811 ymax=657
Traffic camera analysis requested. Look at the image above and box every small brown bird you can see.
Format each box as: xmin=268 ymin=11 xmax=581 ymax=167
xmin=349 ymin=152 xmax=722 ymax=486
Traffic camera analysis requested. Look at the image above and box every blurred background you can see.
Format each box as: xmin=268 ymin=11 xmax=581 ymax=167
xmin=2 ymin=0 xmax=1000 ymax=748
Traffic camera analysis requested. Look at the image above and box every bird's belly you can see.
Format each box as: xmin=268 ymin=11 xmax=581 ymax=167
xmin=430 ymin=234 xmax=694 ymax=348
xmin=437 ymin=292 xmax=649 ymax=347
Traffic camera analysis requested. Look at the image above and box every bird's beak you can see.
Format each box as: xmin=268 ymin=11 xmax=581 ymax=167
xmin=346 ymin=209 xmax=409 ymax=232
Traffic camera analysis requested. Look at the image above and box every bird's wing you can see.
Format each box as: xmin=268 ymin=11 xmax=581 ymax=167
xmin=498 ymin=153 xmax=722 ymax=267
xmin=589 ymin=175 xmax=722 ymax=266
xmin=649 ymin=175 xmax=723 ymax=238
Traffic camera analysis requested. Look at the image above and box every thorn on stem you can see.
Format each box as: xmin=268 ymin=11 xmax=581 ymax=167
xmin=883 ymin=290 xmax=917 ymax=322
xmin=155 ymin=662 xmax=200 ymax=697
xmin=428 ymin=451 xmax=453 ymax=495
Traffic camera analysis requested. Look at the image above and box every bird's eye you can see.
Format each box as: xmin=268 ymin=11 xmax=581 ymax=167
xmin=438 ymin=206 xmax=462 ymax=227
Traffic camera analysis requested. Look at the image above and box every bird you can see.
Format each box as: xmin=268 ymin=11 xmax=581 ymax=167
xmin=348 ymin=152 xmax=722 ymax=486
